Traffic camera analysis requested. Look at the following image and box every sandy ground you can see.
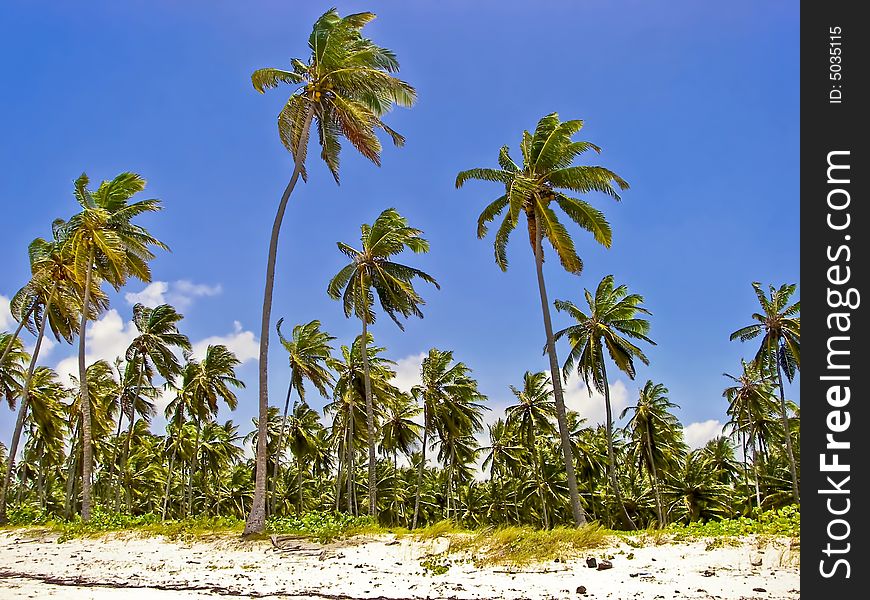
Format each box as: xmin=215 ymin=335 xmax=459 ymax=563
xmin=0 ymin=530 xmax=799 ymax=599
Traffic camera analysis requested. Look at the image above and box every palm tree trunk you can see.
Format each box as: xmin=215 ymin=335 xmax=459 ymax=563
xmin=360 ymin=315 xmax=378 ymax=519
xmin=272 ymin=374 xmax=295 ymax=516
xmin=245 ymin=105 xmax=315 ymax=536
xmin=645 ymin=430 xmax=665 ymax=526
xmin=393 ymin=450 xmax=399 ymax=526
xmin=529 ymin=430 xmax=549 ymax=529
xmin=109 ymin=403 xmax=125 ymax=512
xmin=188 ymin=414 xmax=202 ymax=516
xmin=774 ymin=351 xmax=800 ymax=503
xmin=347 ymin=407 xmax=354 ymax=515
xmin=117 ymin=356 xmax=146 ymax=511
xmin=412 ymin=408 xmax=428 ymax=529
xmin=600 ymin=359 xmax=636 ymax=530
xmin=64 ymin=430 xmax=79 ymax=519
xmin=334 ymin=441 xmax=342 ymax=512
xmin=161 ymin=409 xmax=183 ymax=520
xmin=531 ymin=209 xmax=586 ymax=527
xmin=0 ymin=292 xmax=53 ymax=523
xmin=297 ymin=456 xmax=304 ymax=516
xmin=0 ymin=302 xmax=36 ymax=366
xmin=78 ymin=247 xmax=96 ymax=521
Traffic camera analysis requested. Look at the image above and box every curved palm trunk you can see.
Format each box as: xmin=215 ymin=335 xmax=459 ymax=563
xmin=78 ymin=247 xmax=97 ymax=521
xmin=600 ymin=359 xmax=636 ymax=530
xmin=272 ymin=375 xmax=295 ymax=516
xmin=411 ymin=407 xmax=428 ymax=529
xmin=531 ymin=210 xmax=587 ymax=527
xmin=0 ymin=302 xmax=36 ymax=366
xmin=774 ymin=352 xmax=800 ymax=503
xmin=644 ymin=428 xmax=665 ymax=526
xmin=360 ymin=316 xmax=377 ymax=518
xmin=333 ymin=442 xmax=343 ymax=512
xmin=64 ymin=428 xmax=80 ymax=519
xmin=108 ymin=406 xmax=125 ymax=511
xmin=0 ymin=294 xmax=53 ymax=523
xmin=245 ymin=106 xmax=315 ymax=536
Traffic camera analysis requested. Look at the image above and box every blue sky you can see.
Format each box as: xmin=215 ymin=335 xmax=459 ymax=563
xmin=0 ymin=1 xmax=799 ymax=450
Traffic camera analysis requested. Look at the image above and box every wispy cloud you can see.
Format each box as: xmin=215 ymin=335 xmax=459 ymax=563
xmin=124 ymin=280 xmax=222 ymax=310
xmin=683 ymin=419 xmax=724 ymax=449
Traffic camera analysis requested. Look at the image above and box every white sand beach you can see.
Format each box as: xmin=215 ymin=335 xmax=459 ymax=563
xmin=0 ymin=530 xmax=798 ymax=599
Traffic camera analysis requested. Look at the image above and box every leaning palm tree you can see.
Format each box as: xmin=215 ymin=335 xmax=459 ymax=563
xmin=506 ymin=371 xmax=556 ymax=528
xmin=554 ymin=274 xmax=655 ymax=529
xmin=729 ymin=282 xmax=800 ymax=503
xmin=456 ymin=113 xmax=629 ymax=526
xmin=272 ymin=318 xmax=335 ymax=515
xmin=246 ymin=7 xmax=416 ymax=535
xmin=379 ymin=393 xmax=421 ymax=524
xmin=65 ymin=172 xmax=166 ymax=520
xmin=327 ymin=208 xmax=438 ymax=518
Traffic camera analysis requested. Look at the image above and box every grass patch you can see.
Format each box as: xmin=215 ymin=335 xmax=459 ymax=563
xmin=414 ymin=519 xmax=466 ymax=540
xmin=448 ymin=524 xmax=607 ymax=567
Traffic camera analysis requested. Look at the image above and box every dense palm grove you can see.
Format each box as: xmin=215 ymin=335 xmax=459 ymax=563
xmin=0 ymin=9 xmax=799 ymax=532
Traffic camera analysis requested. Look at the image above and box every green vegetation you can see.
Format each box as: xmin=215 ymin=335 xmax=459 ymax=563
xmin=450 ymin=524 xmax=608 ymax=567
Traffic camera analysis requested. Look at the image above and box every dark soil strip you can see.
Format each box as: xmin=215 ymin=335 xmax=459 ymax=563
xmin=0 ymin=570 xmax=431 ymax=600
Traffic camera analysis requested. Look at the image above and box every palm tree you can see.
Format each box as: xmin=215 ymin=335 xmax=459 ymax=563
xmin=480 ymin=418 xmax=524 ymax=522
xmin=506 ymin=371 xmax=556 ymax=528
xmin=456 ymin=113 xmax=629 ymax=527
xmin=22 ymin=367 xmax=68 ymax=511
xmin=554 ymin=274 xmax=655 ymax=529
xmin=410 ymin=348 xmax=485 ymax=528
xmin=272 ymin=318 xmax=335 ymax=515
xmin=620 ymin=380 xmax=681 ymax=526
xmin=722 ymin=359 xmax=778 ymax=510
xmin=245 ymin=7 xmax=416 ymax=535
xmin=326 ymin=334 xmax=399 ymax=516
xmin=117 ymin=303 xmax=190 ymax=508
xmin=281 ymin=400 xmax=322 ymax=515
xmin=327 ymin=208 xmax=438 ymax=518
xmin=65 ymin=172 xmax=166 ymax=520
xmin=379 ymin=393 xmax=421 ymax=524
xmin=729 ymin=282 xmax=800 ymax=503
xmin=182 ymin=345 xmax=244 ymax=516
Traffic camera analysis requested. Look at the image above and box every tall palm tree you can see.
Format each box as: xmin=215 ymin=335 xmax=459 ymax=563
xmin=246 ymin=7 xmax=416 ymax=535
xmin=620 ymin=380 xmax=681 ymax=526
xmin=410 ymin=348 xmax=485 ymax=528
xmin=65 ymin=172 xmax=166 ymax=520
xmin=456 ymin=113 xmax=629 ymax=527
xmin=730 ymin=282 xmax=800 ymax=503
xmin=272 ymin=318 xmax=335 ymax=515
xmin=506 ymin=371 xmax=556 ymax=528
xmin=117 ymin=303 xmax=190 ymax=508
xmin=327 ymin=208 xmax=438 ymax=518
xmin=554 ymin=274 xmax=655 ymax=529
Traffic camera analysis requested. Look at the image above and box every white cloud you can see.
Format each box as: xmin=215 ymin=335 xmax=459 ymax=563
xmin=683 ymin=419 xmax=724 ymax=450
xmin=0 ymin=295 xmax=13 ymax=330
xmin=54 ymin=309 xmax=138 ymax=385
xmin=392 ymin=352 xmax=425 ymax=393
xmin=125 ymin=280 xmax=222 ymax=310
xmin=191 ymin=321 xmax=258 ymax=363
xmin=563 ymin=375 xmax=630 ymax=427
xmin=26 ymin=335 xmax=57 ymax=363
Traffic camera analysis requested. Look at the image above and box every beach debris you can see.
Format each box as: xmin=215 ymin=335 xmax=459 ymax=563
xmin=750 ymin=553 xmax=763 ymax=567
xmin=752 ymin=587 xmax=767 ymax=592
xmin=385 ymin=539 xmax=400 ymax=546
xmin=596 ymin=559 xmax=613 ymax=571
xmin=576 ymin=585 xmax=587 ymax=594
xmin=702 ymin=568 xmax=716 ymax=577
xmin=585 ymin=557 xmax=597 ymax=568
